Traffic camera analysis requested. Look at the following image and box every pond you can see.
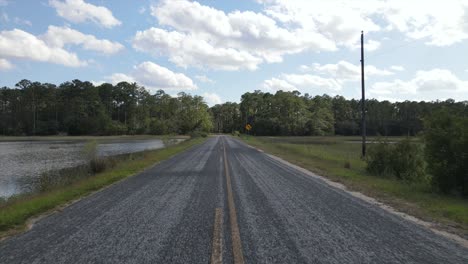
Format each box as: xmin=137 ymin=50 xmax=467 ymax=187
xmin=0 ymin=138 xmax=185 ymax=198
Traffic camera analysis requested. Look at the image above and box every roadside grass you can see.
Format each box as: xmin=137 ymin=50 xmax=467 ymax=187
xmin=0 ymin=137 xmax=206 ymax=236
xmin=241 ymin=136 xmax=468 ymax=233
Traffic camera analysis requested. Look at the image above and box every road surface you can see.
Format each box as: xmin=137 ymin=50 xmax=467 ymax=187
xmin=1 ymin=136 xmax=467 ymax=263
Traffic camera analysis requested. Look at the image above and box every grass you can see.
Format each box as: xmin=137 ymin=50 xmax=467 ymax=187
xmin=241 ymin=135 xmax=468 ymax=234
xmin=0 ymin=137 xmax=206 ymax=236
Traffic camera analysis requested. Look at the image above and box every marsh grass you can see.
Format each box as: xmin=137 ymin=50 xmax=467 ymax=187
xmin=241 ymin=136 xmax=468 ymax=232
xmin=0 ymin=137 xmax=206 ymax=234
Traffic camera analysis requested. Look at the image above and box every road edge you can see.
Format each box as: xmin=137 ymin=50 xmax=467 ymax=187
xmin=234 ymin=137 xmax=468 ymax=249
xmin=0 ymin=138 xmax=207 ymax=241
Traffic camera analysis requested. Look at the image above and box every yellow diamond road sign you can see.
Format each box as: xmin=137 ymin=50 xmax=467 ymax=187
xmin=245 ymin=124 xmax=252 ymax=131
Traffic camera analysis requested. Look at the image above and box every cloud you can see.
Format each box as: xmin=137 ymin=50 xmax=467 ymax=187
xmin=106 ymin=73 xmax=135 ymax=84
xmin=261 ymin=0 xmax=468 ymax=47
xmin=262 ymin=77 xmax=298 ymax=92
xmin=351 ymin=39 xmax=381 ymax=52
xmin=13 ymin=17 xmax=32 ymax=26
xmin=195 ymin=75 xmax=215 ymax=84
xmin=0 ymin=12 xmax=32 ymax=27
xmin=133 ymin=28 xmax=262 ymax=71
xmin=135 ymin=0 xmax=468 ymax=72
xmin=0 ymin=29 xmax=86 ymax=67
xmin=42 ymin=26 xmax=124 ymax=54
xmin=390 ymin=65 xmax=405 ymax=71
xmin=301 ymin=60 xmax=394 ymax=81
xmin=49 ymin=0 xmax=121 ymax=28
xmin=202 ymin=92 xmax=223 ymax=106
xmin=0 ymin=0 xmax=8 ymax=6
xmin=265 ymin=60 xmax=396 ymax=94
xmin=101 ymin=61 xmax=197 ymax=92
xmin=0 ymin=58 xmax=13 ymax=70
xmin=132 ymin=0 xmax=338 ymax=71
xmin=262 ymin=74 xmax=342 ymax=92
xmin=258 ymin=0 xmax=381 ymax=49
xmin=370 ymin=69 xmax=468 ymax=100
xmin=381 ymin=0 xmax=468 ymax=46
xmin=152 ymin=0 xmax=336 ymax=62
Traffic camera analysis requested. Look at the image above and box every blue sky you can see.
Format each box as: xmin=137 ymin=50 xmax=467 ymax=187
xmin=1 ymin=0 xmax=468 ymax=105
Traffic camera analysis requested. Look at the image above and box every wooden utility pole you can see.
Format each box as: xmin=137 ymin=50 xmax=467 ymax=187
xmin=361 ymin=31 xmax=366 ymax=157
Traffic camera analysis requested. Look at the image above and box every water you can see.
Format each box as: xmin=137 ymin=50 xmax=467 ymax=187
xmin=0 ymin=139 xmax=184 ymax=198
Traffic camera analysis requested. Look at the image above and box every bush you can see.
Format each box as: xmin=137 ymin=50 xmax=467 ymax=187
xmin=90 ymin=158 xmax=107 ymax=173
xmin=366 ymin=140 xmax=394 ymax=176
xmin=189 ymin=131 xmax=208 ymax=138
xmin=104 ymin=120 xmax=127 ymax=135
xmin=366 ymin=139 xmax=426 ymax=181
xmin=391 ymin=139 xmax=426 ymax=181
xmin=424 ymin=111 xmax=468 ymax=195
xmin=232 ymin=130 xmax=240 ymax=137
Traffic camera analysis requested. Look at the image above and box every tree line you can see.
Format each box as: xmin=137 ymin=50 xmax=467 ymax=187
xmin=1 ymin=80 xmax=467 ymax=137
xmin=212 ymin=90 xmax=468 ymax=136
xmin=0 ymin=79 xmax=212 ymax=136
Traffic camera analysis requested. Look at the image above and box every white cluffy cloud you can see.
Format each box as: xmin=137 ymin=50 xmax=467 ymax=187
xmin=309 ymin=61 xmax=394 ymax=81
xmin=265 ymin=60 xmax=395 ymax=92
xmin=0 ymin=26 xmax=124 ymax=67
xmin=133 ymin=28 xmax=262 ymax=71
xmin=133 ymin=0 xmax=336 ymax=71
xmin=42 ymin=26 xmax=124 ymax=54
xmin=202 ymin=92 xmax=223 ymax=106
xmin=49 ymin=0 xmax=121 ymax=28
xmin=133 ymin=0 xmax=468 ymax=72
xmin=195 ymin=75 xmax=215 ymax=84
xmin=263 ymin=74 xmax=342 ymax=92
xmin=0 ymin=58 xmax=13 ymax=70
xmin=370 ymin=69 xmax=468 ymax=101
xmin=261 ymin=0 xmax=468 ymax=47
xmin=0 ymin=29 xmax=86 ymax=67
xmin=101 ymin=61 xmax=197 ymax=92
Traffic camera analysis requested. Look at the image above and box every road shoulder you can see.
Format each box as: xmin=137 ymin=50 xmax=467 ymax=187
xmin=236 ymin=136 xmax=468 ymax=249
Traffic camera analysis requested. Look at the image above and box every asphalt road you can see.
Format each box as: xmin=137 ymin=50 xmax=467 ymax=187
xmin=1 ymin=136 xmax=467 ymax=263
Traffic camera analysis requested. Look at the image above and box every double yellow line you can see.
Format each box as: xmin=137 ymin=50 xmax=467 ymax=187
xmin=211 ymin=138 xmax=245 ymax=264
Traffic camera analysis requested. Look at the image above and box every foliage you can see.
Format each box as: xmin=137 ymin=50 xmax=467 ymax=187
xmin=366 ymin=140 xmax=394 ymax=176
xmin=367 ymin=139 xmax=426 ymax=182
xmin=189 ymin=131 xmax=208 ymax=138
xmin=210 ymin=90 xmax=466 ymax=137
xmin=0 ymin=80 xmax=212 ymax=136
xmin=424 ymin=110 xmax=468 ymax=196
xmin=2 ymin=80 xmax=466 ymax=137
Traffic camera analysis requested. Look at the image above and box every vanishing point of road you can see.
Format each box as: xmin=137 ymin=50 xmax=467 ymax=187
xmin=1 ymin=136 xmax=467 ymax=263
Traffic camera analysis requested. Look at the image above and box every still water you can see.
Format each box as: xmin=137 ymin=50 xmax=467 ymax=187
xmin=0 ymin=139 xmax=184 ymax=198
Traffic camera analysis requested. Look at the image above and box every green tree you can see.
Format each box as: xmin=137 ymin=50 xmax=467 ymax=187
xmin=424 ymin=110 xmax=468 ymax=195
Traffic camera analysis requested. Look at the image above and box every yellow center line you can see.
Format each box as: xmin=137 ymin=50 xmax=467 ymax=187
xmin=223 ymin=138 xmax=245 ymax=264
xmin=210 ymin=208 xmax=223 ymax=264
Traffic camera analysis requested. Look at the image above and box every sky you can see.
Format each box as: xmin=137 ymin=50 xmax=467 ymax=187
xmin=1 ymin=0 xmax=468 ymax=106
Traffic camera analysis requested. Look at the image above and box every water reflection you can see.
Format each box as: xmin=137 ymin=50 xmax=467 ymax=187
xmin=0 ymin=139 xmax=184 ymax=198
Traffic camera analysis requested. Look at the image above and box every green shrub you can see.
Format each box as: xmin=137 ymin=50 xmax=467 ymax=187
xmin=366 ymin=140 xmax=394 ymax=176
xmin=391 ymin=139 xmax=426 ymax=181
xmin=104 ymin=120 xmax=127 ymax=135
xmin=189 ymin=131 xmax=208 ymax=138
xmin=90 ymin=158 xmax=107 ymax=173
xmin=424 ymin=111 xmax=468 ymax=195
xmin=366 ymin=139 xmax=426 ymax=181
